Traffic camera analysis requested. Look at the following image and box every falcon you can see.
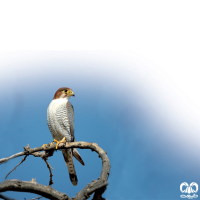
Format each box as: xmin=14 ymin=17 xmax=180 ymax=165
xmin=47 ymin=87 xmax=84 ymax=186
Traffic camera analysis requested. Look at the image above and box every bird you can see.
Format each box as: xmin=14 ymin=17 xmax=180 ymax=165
xmin=47 ymin=87 xmax=84 ymax=186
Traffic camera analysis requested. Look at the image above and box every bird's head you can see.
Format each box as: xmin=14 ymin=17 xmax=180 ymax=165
xmin=53 ymin=87 xmax=75 ymax=100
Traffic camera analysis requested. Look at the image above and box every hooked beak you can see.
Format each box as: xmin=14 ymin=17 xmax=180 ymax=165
xmin=69 ymin=90 xmax=75 ymax=97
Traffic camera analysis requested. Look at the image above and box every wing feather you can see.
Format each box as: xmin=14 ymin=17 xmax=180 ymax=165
xmin=66 ymin=101 xmax=74 ymax=141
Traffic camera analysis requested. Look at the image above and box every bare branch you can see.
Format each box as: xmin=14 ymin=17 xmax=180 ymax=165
xmin=0 ymin=146 xmax=43 ymax=165
xmin=43 ymin=158 xmax=54 ymax=186
xmin=0 ymin=180 xmax=69 ymax=200
xmin=0 ymin=142 xmax=110 ymax=200
xmin=5 ymin=155 xmax=28 ymax=180
xmin=0 ymin=152 xmax=28 ymax=165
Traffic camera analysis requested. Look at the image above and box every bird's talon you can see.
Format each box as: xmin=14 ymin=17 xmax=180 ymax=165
xmin=42 ymin=144 xmax=48 ymax=148
xmin=49 ymin=142 xmax=54 ymax=146
xmin=60 ymin=137 xmax=67 ymax=143
xmin=51 ymin=137 xmax=66 ymax=149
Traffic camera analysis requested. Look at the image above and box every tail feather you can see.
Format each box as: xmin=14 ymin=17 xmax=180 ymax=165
xmin=62 ymin=149 xmax=78 ymax=186
xmin=69 ymin=173 xmax=78 ymax=186
xmin=73 ymin=148 xmax=85 ymax=166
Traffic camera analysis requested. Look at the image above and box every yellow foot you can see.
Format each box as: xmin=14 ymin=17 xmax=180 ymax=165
xmin=51 ymin=137 xmax=67 ymax=149
xmin=42 ymin=144 xmax=48 ymax=148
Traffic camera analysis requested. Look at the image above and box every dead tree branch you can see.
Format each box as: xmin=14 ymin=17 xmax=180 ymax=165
xmin=5 ymin=155 xmax=28 ymax=180
xmin=0 ymin=180 xmax=69 ymax=200
xmin=43 ymin=158 xmax=54 ymax=186
xmin=0 ymin=142 xmax=110 ymax=200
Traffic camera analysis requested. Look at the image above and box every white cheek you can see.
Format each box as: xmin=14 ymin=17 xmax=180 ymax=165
xmin=60 ymin=93 xmax=64 ymax=98
xmin=59 ymin=93 xmax=68 ymax=99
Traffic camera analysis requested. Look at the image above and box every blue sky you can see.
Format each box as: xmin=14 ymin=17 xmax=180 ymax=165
xmin=0 ymin=51 xmax=200 ymax=200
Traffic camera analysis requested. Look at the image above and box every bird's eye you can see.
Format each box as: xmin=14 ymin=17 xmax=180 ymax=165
xmin=63 ymin=89 xmax=68 ymax=93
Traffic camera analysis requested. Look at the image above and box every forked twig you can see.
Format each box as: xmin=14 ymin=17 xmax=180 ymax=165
xmin=5 ymin=155 xmax=28 ymax=180
xmin=43 ymin=158 xmax=54 ymax=185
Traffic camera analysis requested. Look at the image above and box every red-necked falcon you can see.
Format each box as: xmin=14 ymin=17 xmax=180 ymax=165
xmin=47 ymin=87 xmax=84 ymax=186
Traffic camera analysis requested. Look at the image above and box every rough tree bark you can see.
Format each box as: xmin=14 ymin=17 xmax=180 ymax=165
xmin=0 ymin=142 xmax=110 ymax=200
